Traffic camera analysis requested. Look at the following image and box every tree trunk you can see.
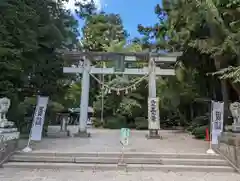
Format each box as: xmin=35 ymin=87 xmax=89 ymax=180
xmin=214 ymin=56 xmax=229 ymax=129
xmin=229 ymin=82 xmax=240 ymax=97
xmin=229 ymin=57 xmax=240 ymax=98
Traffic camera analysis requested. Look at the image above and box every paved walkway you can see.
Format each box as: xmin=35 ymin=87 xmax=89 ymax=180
xmin=0 ymin=169 xmax=240 ymax=181
xmin=19 ymin=127 xmax=209 ymax=153
xmin=4 ymin=127 xmax=239 ymax=181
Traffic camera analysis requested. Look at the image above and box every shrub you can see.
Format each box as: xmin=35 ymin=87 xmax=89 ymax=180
xmin=187 ymin=115 xmax=209 ymax=132
xmin=92 ymin=118 xmax=103 ymax=128
xmin=192 ymin=125 xmax=209 ymax=139
xmin=127 ymin=122 xmax=136 ymax=129
xmin=103 ymin=115 xmax=127 ymax=129
xmin=161 ymin=118 xmax=180 ymax=128
xmin=135 ymin=117 xmax=148 ymax=130
xmin=193 ymin=115 xmax=209 ymax=125
xmin=17 ymin=97 xmax=64 ymax=136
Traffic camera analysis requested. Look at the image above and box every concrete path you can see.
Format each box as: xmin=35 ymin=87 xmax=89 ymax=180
xmin=0 ymin=168 xmax=240 ymax=181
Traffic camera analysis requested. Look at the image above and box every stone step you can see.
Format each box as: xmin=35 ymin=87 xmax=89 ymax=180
xmin=15 ymin=151 xmax=222 ymax=159
xmin=9 ymin=155 xmax=229 ymax=166
xmin=3 ymin=162 xmax=235 ymax=172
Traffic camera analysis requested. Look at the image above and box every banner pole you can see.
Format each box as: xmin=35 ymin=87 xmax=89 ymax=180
xmin=209 ymin=100 xmax=213 ymax=148
xmin=22 ymin=97 xmax=39 ymax=152
xmin=22 ymin=123 xmax=34 ymax=152
xmin=207 ymin=100 xmax=215 ymax=154
xmin=22 ymin=96 xmax=42 ymax=152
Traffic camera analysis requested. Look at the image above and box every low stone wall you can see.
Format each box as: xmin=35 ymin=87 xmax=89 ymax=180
xmin=217 ymin=132 xmax=240 ymax=169
xmin=0 ymin=135 xmax=19 ymax=167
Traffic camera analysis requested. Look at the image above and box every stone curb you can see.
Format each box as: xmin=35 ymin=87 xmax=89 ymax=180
xmin=3 ymin=162 xmax=235 ymax=172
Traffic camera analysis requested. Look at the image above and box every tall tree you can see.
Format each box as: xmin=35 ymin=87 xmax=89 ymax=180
xmin=165 ymin=0 xmax=240 ymax=121
xmin=138 ymin=0 xmax=240 ymax=124
xmin=81 ymin=12 xmax=128 ymax=51
xmin=0 ymin=0 xmax=79 ymax=98
xmin=75 ymin=2 xmax=128 ymax=106
xmin=0 ymin=0 xmax=79 ymax=129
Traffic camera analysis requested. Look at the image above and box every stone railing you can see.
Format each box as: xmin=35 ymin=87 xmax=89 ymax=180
xmin=0 ymin=132 xmax=19 ymax=167
xmin=216 ymin=132 xmax=240 ymax=170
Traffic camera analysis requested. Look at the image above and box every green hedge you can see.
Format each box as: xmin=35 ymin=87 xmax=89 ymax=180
xmin=161 ymin=118 xmax=180 ymax=128
xmin=187 ymin=114 xmax=209 ymax=133
xmin=103 ymin=115 xmax=127 ymax=129
xmin=135 ymin=117 xmax=148 ymax=130
xmin=128 ymin=122 xmax=136 ymax=129
xmin=192 ymin=125 xmax=209 ymax=139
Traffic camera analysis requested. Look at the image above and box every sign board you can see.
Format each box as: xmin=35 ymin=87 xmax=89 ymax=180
xmin=120 ymin=128 xmax=130 ymax=146
xmin=125 ymin=56 xmax=136 ymax=61
xmin=148 ymin=98 xmax=160 ymax=129
xmin=30 ymin=96 xmax=49 ymax=141
xmin=211 ymin=101 xmax=224 ymax=145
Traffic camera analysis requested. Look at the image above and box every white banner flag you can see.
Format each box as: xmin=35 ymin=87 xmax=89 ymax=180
xmin=148 ymin=97 xmax=160 ymax=129
xmin=211 ymin=101 xmax=224 ymax=145
xmin=30 ymin=96 xmax=49 ymax=141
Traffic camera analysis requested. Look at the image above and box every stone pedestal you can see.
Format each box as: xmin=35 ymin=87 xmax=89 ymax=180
xmin=73 ymin=130 xmax=91 ymax=138
xmin=0 ymin=128 xmax=19 ymax=140
xmin=0 ymin=127 xmax=19 ymax=166
xmin=146 ymin=130 xmax=162 ymax=139
xmin=0 ymin=120 xmax=14 ymax=128
xmin=217 ymin=132 xmax=240 ymax=168
xmin=232 ymin=123 xmax=240 ymax=133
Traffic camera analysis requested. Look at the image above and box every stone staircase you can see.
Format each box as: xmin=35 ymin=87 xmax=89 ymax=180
xmin=2 ymin=151 xmax=236 ymax=172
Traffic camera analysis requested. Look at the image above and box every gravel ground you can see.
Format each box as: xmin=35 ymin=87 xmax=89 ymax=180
xmin=18 ymin=127 xmax=209 ymax=153
xmin=0 ymin=169 xmax=240 ymax=181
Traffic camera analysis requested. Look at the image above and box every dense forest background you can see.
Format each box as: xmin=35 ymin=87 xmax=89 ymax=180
xmin=0 ymin=0 xmax=239 ymax=138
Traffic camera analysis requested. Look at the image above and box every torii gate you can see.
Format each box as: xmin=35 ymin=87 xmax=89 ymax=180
xmin=63 ymin=51 xmax=181 ymax=138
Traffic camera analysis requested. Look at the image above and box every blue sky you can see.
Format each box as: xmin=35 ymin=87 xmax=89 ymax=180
xmin=66 ymin=0 xmax=161 ymax=38
xmin=102 ymin=0 xmax=161 ymax=38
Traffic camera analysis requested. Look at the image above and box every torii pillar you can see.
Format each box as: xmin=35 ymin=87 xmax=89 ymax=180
xmin=63 ymin=51 xmax=181 ymax=138
xmin=74 ymin=57 xmax=91 ymax=137
xmin=146 ymin=57 xmax=161 ymax=139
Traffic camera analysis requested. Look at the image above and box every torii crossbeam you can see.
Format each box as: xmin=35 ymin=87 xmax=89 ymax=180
xmin=63 ymin=51 xmax=182 ymax=138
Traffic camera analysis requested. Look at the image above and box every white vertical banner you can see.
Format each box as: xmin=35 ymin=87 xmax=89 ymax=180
xmin=148 ymin=97 xmax=160 ymax=129
xmin=30 ymin=96 xmax=49 ymax=141
xmin=211 ymin=101 xmax=224 ymax=145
